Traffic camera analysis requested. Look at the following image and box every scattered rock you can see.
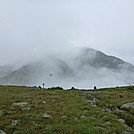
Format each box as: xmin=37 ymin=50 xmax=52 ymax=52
xmin=0 ymin=110 xmax=7 ymax=115
xmin=22 ymin=107 xmax=31 ymax=111
xmin=101 ymin=115 xmax=108 ymax=119
xmin=61 ymin=115 xmax=67 ymax=119
xmin=42 ymin=101 xmax=47 ymax=104
xmin=43 ymin=113 xmax=52 ymax=118
xmin=118 ymin=119 xmax=125 ymax=123
xmin=0 ymin=130 xmax=7 ymax=134
xmin=105 ymin=108 xmax=112 ymax=113
xmin=12 ymin=102 xmax=28 ymax=107
xmin=11 ymin=120 xmax=21 ymax=126
xmin=119 ymin=131 xmax=132 ymax=134
xmin=80 ymin=114 xmax=87 ymax=118
xmin=96 ymin=126 xmax=105 ymax=130
xmin=83 ymin=100 xmax=93 ymax=103
xmin=104 ymin=121 xmax=111 ymax=125
xmin=121 ymin=102 xmax=134 ymax=109
xmin=74 ymin=117 xmax=78 ymax=120
xmin=90 ymin=104 xmax=97 ymax=107
xmin=83 ymin=110 xmax=89 ymax=112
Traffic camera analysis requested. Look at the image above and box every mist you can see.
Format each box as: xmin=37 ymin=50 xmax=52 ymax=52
xmin=0 ymin=0 xmax=134 ymax=88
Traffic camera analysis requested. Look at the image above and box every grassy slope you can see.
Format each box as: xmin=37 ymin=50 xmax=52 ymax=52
xmin=0 ymin=85 xmax=134 ymax=134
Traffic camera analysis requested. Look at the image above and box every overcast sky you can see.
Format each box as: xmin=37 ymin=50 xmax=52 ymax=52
xmin=0 ymin=0 xmax=134 ymax=65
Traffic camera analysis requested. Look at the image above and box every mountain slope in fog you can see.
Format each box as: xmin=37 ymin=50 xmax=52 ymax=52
xmin=0 ymin=48 xmax=134 ymax=88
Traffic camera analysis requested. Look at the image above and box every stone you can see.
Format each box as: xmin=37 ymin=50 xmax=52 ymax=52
xmin=118 ymin=119 xmax=125 ymax=123
xmin=105 ymin=108 xmax=112 ymax=113
xmin=96 ymin=126 xmax=105 ymax=130
xmin=0 ymin=130 xmax=7 ymax=134
xmin=61 ymin=115 xmax=67 ymax=119
xmin=0 ymin=110 xmax=7 ymax=115
xmin=83 ymin=110 xmax=89 ymax=112
xmin=119 ymin=131 xmax=132 ymax=134
xmin=42 ymin=101 xmax=47 ymax=104
xmin=11 ymin=120 xmax=20 ymax=126
xmin=12 ymin=102 xmax=28 ymax=107
xmin=121 ymin=102 xmax=134 ymax=109
xmin=43 ymin=113 xmax=52 ymax=118
xmin=80 ymin=114 xmax=87 ymax=118
xmin=83 ymin=100 xmax=93 ymax=103
xmin=104 ymin=121 xmax=111 ymax=125
xmin=22 ymin=107 xmax=31 ymax=111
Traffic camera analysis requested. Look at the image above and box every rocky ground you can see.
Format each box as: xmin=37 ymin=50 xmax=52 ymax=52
xmin=0 ymin=85 xmax=134 ymax=134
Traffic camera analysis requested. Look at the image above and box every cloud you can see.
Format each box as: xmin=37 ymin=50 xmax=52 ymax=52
xmin=0 ymin=0 xmax=134 ymax=65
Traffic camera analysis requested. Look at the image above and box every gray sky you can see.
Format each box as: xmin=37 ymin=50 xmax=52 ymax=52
xmin=0 ymin=0 xmax=134 ymax=65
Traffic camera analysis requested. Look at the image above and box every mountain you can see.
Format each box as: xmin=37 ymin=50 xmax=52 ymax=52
xmin=0 ymin=48 xmax=134 ymax=88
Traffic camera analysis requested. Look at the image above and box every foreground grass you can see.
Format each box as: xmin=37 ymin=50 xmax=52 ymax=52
xmin=0 ymin=85 xmax=134 ymax=134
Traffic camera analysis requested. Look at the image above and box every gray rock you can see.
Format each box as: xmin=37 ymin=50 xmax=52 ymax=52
xmin=61 ymin=115 xmax=67 ymax=119
xmin=0 ymin=130 xmax=7 ymax=134
xmin=121 ymin=102 xmax=134 ymax=109
xmin=42 ymin=101 xmax=46 ymax=104
xmin=74 ymin=117 xmax=78 ymax=120
xmin=43 ymin=113 xmax=52 ymax=118
xmin=96 ymin=126 xmax=105 ymax=130
xmin=12 ymin=102 xmax=28 ymax=107
xmin=83 ymin=100 xmax=93 ymax=103
xmin=90 ymin=104 xmax=97 ymax=107
xmin=22 ymin=107 xmax=31 ymax=111
xmin=80 ymin=114 xmax=87 ymax=118
xmin=0 ymin=110 xmax=7 ymax=115
xmin=105 ymin=108 xmax=112 ymax=113
xmin=11 ymin=120 xmax=20 ymax=126
xmin=83 ymin=109 xmax=89 ymax=112
xmin=119 ymin=131 xmax=132 ymax=134
xmin=118 ymin=119 xmax=125 ymax=123
xmin=104 ymin=121 xmax=111 ymax=125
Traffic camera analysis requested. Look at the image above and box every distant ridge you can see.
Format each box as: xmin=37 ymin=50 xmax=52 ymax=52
xmin=0 ymin=48 xmax=134 ymax=87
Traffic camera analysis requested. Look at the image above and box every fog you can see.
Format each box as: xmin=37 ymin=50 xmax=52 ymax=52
xmin=0 ymin=0 xmax=134 ymax=88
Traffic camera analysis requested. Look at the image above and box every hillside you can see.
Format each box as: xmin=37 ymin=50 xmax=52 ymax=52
xmin=0 ymin=85 xmax=134 ymax=134
xmin=0 ymin=48 xmax=134 ymax=88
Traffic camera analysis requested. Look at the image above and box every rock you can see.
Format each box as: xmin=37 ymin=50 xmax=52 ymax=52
xmin=0 ymin=110 xmax=7 ymax=115
xmin=74 ymin=117 xmax=78 ymax=120
xmin=121 ymin=102 xmax=134 ymax=109
xmin=83 ymin=110 xmax=89 ymax=112
xmin=96 ymin=126 xmax=105 ymax=130
xmin=11 ymin=120 xmax=20 ymax=126
xmin=22 ymin=107 xmax=31 ymax=111
xmin=119 ymin=131 xmax=132 ymax=134
xmin=80 ymin=114 xmax=87 ymax=118
xmin=90 ymin=104 xmax=97 ymax=107
xmin=83 ymin=100 xmax=93 ymax=103
xmin=42 ymin=101 xmax=46 ymax=104
xmin=105 ymin=108 xmax=112 ymax=113
xmin=43 ymin=113 xmax=52 ymax=118
xmin=0 ymin=130 xmax=7 ymax=134
xmin=12 ymin=102 xmax=28 ymax=107
xmin=104 ymin=121 xmax=111 ymax=125
xmin=118 ymin=119 xmax=125 ymax=123
xmin=61 ymin=115 xmax=67 ymax=119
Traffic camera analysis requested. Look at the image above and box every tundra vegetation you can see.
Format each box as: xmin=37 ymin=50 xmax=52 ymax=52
xmin=0 ymin=85 xmax=134 ymax=134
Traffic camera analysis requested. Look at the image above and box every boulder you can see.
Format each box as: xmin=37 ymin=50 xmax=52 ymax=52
xmin=80 ymin=114 xmax=87 ymax=118
xmin=12 ymin=102 xmax=28 ymax=107
xmin=104 ymin=121 xmax=111 ymax=125
xmin=0 ymin=110 xmax=7 ymax=115
xmin=43 ymin=113 xmax=52 ymax=118
xmin=0 ymin=130 xmax=7 ymax=134
xmin=121 ymin=102 xmax=134 ymax=109
xmin=119 ymin=131 xmax=132 ymax=134
xmin=61 ymin=115 xmax=67 ymax=119
xmin=11 ymin=120 xmax=20 ymax=126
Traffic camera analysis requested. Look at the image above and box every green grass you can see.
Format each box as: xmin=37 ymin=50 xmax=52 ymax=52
xmin=0 ymin=85 xmax=134 ymax=134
